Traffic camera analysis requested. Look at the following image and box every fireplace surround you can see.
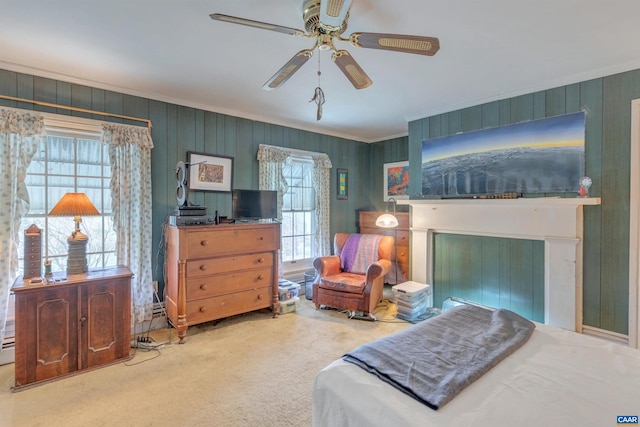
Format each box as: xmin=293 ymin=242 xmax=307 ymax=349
xmin=400 ymin=197 xmax=600 ymax=332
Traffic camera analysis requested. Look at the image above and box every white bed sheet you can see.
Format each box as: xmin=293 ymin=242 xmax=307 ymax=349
xmin=312 ymin=323 xmax=640 ymax=427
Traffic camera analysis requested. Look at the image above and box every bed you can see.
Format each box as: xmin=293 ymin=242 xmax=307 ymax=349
xmin=312 ymin=305 xmax=640 ymax=427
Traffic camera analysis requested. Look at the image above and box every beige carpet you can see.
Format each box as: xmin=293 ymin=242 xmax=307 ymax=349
xmin=0 ymin=292 xmax=409 ymax=427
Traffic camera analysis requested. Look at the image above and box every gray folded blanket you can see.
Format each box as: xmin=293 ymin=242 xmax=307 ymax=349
xmin=343 ymin=304 xmax=536 ymax=409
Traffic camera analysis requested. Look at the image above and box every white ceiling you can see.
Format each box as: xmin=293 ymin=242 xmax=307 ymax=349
xmin=2 ymin=0 xmax=640 ymax=142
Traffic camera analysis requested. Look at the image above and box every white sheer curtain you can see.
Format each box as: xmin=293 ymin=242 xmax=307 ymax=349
xmin=101 ymin=123 xmax=154 ymax=325
xmin=256 ymin=144 xmax=332 ymax=258
xmin=0 ymin=109 xmax=46 ymax=348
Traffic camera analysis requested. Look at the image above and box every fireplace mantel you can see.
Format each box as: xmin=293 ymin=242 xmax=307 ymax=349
xmin=399 ymin=197 xmax=601 ymax=331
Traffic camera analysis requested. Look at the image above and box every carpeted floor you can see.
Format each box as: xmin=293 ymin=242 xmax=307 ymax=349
xmin=0 ymin=291 xmax=409 ymax=427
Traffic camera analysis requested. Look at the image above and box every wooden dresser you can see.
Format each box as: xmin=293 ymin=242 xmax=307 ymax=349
xmin=358 ymin=211 xmax=410 ymax=284
xmin=165 ymin=222 xmax=280 ymax=342
xmin=12 ymin=267 xmax=133 ymax=390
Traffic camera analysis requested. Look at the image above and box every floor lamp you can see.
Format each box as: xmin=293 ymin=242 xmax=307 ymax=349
xmin=375 ymin=197 xmax=399 ymax=285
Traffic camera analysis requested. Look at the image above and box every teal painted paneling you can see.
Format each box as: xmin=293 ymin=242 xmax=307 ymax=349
xmin=407 ymin=69 xmax=640 ymax=335
xmin=433 ymin=234 xmax=544 ymax=322
xmin=0 ymin=68 xmax=381 ymax=296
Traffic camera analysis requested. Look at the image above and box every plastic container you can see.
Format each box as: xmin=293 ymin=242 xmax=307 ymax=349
xmin=392 ymin=281 xmax=430 ymax=299
xmin=279 ymin=296 xmax=299 ymax=314
xmin=278 ymin=281 xmax=300 ymax=301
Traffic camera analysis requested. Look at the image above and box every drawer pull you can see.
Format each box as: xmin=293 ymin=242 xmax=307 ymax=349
xmin=199 ymin=284 xmax=207 ymax=290
xmin=199 ymin=306 xmax=206 ymax=313
xmin=200 ymin=240 xmax=208 ymax=246
xmin=257 ymin=294 xmax=263 ymax=300
xmin=258 ymin=236 xmax=264 ymax=241
xmin=258 ymin=274 xmax=264 ymax=280
xmin=258 ymin=257 xmax=264 ymax=263
xmin=199 ymin=265 xmax=208 ymax=271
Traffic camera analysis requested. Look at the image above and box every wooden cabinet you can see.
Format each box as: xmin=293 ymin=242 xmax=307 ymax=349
xmin=165 ymin=222 xmax=280 ymax=342
xmin=12 ymin=267 xmax=133 ymax=390
xmin=358 ymin=211 xmax=410 ymax=284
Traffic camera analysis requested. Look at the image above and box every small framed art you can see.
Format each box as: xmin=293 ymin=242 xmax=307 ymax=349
xmin=383 ymin=161 xmax=409 ymax=201
xmin=337 ymin=168 xmax=348 ymax=200
xmin=187 ymin=151 xmax=234 ymax=192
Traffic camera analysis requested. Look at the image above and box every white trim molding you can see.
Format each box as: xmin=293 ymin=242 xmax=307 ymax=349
xmin=400 ymin=197 xmax=600 ymax=332
xmin=629 ymin=98 xmax=640 ymax=349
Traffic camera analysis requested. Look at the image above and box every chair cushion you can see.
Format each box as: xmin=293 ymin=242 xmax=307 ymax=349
xmin=320 ymin=273 xmax=366 ymax=294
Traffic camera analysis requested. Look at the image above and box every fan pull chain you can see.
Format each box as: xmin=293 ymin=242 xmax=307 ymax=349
xmin=309 ymin=53 xmax=325 ymax=121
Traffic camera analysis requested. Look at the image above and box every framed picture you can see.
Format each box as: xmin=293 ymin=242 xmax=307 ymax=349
xmin=383 ymin=161 xmax=409 ymax=201
xmin=187 ymin=151 xmax=234 ymax=192
xmin=337 ymin=168 xmax=348 ymax=200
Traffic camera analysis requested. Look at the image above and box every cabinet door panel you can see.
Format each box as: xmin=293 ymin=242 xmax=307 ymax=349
xmin=14 ymin=287 xmax=79 ymax=387
xmin=82 ymin=279 xmax=130 ymax=369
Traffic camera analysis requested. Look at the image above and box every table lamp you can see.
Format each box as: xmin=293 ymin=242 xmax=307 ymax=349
xmin=48 ymin=192 xmax=100 ymax=275
xmin=376 ymin=197 xmax=399 ymax=284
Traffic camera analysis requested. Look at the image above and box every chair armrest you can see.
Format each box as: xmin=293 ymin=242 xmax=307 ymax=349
xmin=313 ymin=255 xmax=341 ymax=278
xmin=365 ymin=259 xmax=391 ymax=284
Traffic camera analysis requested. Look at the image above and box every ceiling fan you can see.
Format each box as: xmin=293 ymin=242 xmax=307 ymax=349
xmin=210 ymin=0 xmax=440 ymax=91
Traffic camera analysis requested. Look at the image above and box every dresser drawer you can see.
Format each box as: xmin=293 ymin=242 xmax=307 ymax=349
xmin=186 ymin=267 xmax=273 ymax=300
xmin=359 ymin=211 xmax=409 ymax=229
xmin=186 ymin=287 xmax=272 ymax=325
xmin=185 ymin=228 xmax=277 ymax=258
xmin=360 ymin=227 xmax=410 ymax=247
xmin=186 ymin=252 xmax=274 ymax=278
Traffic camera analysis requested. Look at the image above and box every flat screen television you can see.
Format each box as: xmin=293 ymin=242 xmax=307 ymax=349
xmin=232 ymin=189 xmax=277 ymax=220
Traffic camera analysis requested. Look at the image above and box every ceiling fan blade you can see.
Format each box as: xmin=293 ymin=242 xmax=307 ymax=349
xmin=332 ymin=50 xmax=372 ymax=90
xmin=349 ymin=32 xmax=440 ymax=56
xmin=319 ymin=0 xmax=352 ymax=31
xmin=210 ymin=13 xmax=305 ymax=36
xmin=263 ymin=50 xmax=314 ymax=91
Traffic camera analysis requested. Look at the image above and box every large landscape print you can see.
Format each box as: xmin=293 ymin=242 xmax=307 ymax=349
xmin=421 ymin=112 xmax=585 ymax=197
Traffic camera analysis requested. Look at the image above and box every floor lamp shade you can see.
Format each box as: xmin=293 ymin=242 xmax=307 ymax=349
xmin=48 ymin=192 xmax=100 ymax=275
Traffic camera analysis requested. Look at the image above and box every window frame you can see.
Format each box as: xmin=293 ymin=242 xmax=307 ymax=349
xmin=16 ymin=114 xmax=115 ymax=277
xmin=280 ymin=155 xmax=316 ymax=269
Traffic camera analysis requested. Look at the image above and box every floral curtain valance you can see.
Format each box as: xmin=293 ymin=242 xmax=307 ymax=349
xmin=102 ymin=123 xmax=154 ymax=149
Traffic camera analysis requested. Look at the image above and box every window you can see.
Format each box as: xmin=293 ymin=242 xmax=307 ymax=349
xmin=16 ymin=125 xmax=115 ymax=277
xmin=281 ymin=157 xmax=316 ymax=264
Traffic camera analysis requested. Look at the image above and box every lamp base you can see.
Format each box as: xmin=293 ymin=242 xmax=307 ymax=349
xmin=67 ymin=233 xmax=89 ymax=275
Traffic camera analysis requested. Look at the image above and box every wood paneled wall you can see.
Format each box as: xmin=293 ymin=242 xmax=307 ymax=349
xmin=405 ymin=69 xmax=640 ymax=335
xmin=0 ymin=69 xmax=374 ymax=295
xmin=434 ymin=234 xmax=545 ymax=322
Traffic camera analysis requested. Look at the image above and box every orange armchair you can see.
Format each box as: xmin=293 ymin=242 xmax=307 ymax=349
xmin=312 ymin=233 xmax=394 ymax=317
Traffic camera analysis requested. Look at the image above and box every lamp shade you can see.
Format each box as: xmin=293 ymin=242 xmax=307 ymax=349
xmin=49 ymin=193 xmax=100 ymax=217
xmin=375 ymin=213 xmax=399 ymax=228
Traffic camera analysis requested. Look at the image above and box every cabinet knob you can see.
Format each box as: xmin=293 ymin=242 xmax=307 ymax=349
xmin=258 ymin=236 xmax=264 ymax=241
xmin=258 ymin=257 xmax=264 ymax=263
xmin=80 ymin=316 xmax=87 ymax=323
xmin=199 ymin=265 xmax=207 ymax=271
xmin=200 ymin=284 xmax=207 ymax=290
xmin=258 ymin=274 xmax=264 ymax=280
xmin=199 ymin=306 xmax=206 ymax=313
xmin=200 ymin=240 xmax=208 ymax=246
xmin=257 ymin=294 xmax=263 ymax=300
